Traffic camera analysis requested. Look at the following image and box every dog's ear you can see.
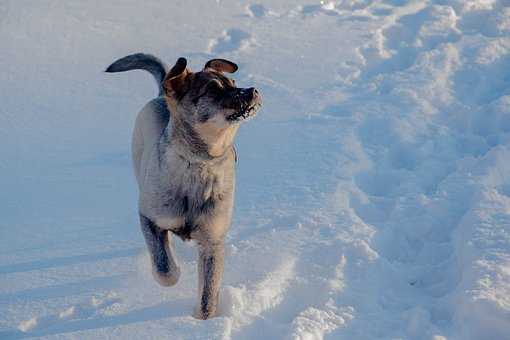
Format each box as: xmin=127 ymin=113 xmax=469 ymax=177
xmin=163 ymin=57 xmax=192 ymax=99
xmin=204 ymin=59 xmax=238 ymax=73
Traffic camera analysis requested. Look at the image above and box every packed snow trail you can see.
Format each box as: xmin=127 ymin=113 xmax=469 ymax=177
xmin=1 ymin=1 xmax=509 ymax=339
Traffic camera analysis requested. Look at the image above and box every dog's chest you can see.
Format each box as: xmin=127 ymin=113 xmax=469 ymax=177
xmin=144 ymin=161 xmax=232 ymax=227
xmin=164 ymin=166 xmax=222 ymax=212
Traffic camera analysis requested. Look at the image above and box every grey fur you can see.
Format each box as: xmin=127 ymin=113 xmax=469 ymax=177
xmin=109 ymin=54 xmax=261 ymax=319
xmin=139 ymin=214 xmax=180 ymax=286
xmin=105 ymin=53 xmax=168 ymax=96
xmin=197 ymin=242 xmax=223 ymax=319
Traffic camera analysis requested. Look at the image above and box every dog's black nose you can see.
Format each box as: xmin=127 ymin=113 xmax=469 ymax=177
xmin=247 ymin=88 xmax=259 ymax=96
xmin=246 ymin=88 xmax=261 ymax=101
xmin=237 ymin=87 xmax=261 ymax=104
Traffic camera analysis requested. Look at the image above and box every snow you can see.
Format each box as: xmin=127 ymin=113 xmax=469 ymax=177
xmin=1 ymin=0 xmax=510 ymax=339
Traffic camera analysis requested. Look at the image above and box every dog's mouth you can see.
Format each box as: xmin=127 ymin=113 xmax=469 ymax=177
xmin=226 ymin=103 xmax=261 ymax=122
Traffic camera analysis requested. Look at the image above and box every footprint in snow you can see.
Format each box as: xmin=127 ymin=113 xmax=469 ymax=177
xmin=17 ymin=293 xmax=121 ymax=334
xmin=207 ymin=28 xmax=255 ymax=54
xmin=245 ymin=4 xmax=268 ymax=18
xmin=357 ymin=4 xmax=461 ymax=78
xmin=299 ymin=2 xmax=341 ymax=17
xmin=298 ymin=0 xmax=383 ymax=17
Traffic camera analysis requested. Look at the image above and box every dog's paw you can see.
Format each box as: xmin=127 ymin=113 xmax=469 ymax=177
xmin=192 ymin=306 xmax=217 ymax=320
xmin=152 ymin=266 xmax=181 ymax=287
xmin=193 ymin=309 xmax=206 ymax=320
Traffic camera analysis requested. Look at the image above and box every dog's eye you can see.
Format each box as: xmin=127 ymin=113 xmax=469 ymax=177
xmin=207 ymin=80 xmax=223 ymax=91
xmin=191 ymin=81 xmax=223 ymax=104
xmin=205 ymin=80 xmax=224 ymax=97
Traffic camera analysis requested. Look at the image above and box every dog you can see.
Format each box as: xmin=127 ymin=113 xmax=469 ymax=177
xmin=106 ymin=53 xmax=261 ymax=319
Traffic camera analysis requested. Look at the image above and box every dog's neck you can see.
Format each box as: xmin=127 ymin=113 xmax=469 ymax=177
xmin=194 ymin=119 xmax=239 ymax=158
xmin=163 ymin=106 xmax=237 ymax=165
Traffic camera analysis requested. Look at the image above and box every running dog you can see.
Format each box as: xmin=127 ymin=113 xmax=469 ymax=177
xmin=106 ymin=54 xmax=261 ymax=319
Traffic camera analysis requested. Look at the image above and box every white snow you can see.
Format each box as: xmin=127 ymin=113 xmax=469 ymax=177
xmin=1 ymin=0 xmax=510 ymax=339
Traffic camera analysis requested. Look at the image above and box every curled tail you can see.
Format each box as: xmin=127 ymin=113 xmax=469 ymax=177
xmin=105 ymin=53 xmax=167 ymax=96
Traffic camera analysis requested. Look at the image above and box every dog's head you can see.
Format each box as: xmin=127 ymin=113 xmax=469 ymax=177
xmin=162 ymin=57 xmax=261 ymax=157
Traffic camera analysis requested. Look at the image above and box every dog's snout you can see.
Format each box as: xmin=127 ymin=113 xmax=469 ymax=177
xmin=240 ymin=88 xmax=260 ymax=103
xmin=222 ymin=86 xmax=262 ymax=119
xmin=239 ymin=87 xmax=256 ymax=96
xmin=247 ymin=87 xmax=260 ymax=97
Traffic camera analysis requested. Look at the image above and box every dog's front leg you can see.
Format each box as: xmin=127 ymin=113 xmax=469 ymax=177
xmin=194 ymin=240 xmax=225 ymax=319
xmin=139 ymin=214 xmax=181 ymax=286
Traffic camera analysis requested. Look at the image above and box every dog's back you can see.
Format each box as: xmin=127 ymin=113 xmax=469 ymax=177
xmin=105 ymin=54 xmax=170 ymax=187
xmin=132 ymin=98 xmax=169 ymax=186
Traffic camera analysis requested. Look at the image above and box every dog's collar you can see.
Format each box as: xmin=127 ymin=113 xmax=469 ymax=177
xmin=175 ymin=146 xmax=236 ymax=166
xmin=165 ymin=139 xmax=236 ymax=166
xmin=164 ymin=122 xmax=237 ymax=165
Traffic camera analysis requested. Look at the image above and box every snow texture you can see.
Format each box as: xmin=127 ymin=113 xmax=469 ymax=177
xmin=1 ymin=0 xmax=510 ymax=339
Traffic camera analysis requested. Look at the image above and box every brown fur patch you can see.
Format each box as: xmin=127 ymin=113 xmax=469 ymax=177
xmin=163 ymin=58 xmax=194 ymax=100
xmin=204 ymin=59 xmax=238 ymax=74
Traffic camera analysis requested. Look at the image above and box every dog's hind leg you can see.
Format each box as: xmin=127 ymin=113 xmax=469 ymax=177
xmin=139 ymin=215 xmax=181 ymax=286
xmin=194 ymin=241 xmax=225 ymax=319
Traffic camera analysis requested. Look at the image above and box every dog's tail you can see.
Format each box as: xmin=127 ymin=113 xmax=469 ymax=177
xmin=105 ymin=53 xmax=167 ymax=96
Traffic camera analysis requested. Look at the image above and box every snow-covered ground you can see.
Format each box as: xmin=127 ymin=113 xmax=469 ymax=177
xmin=1 ymin=0 xmax=510 ymax=339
